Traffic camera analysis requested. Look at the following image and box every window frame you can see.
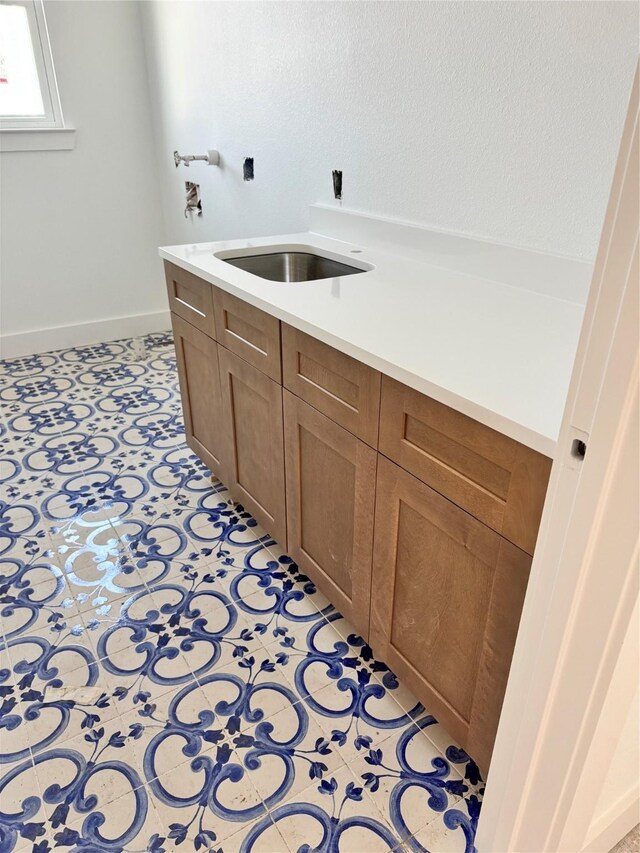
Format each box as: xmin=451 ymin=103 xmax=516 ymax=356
xmin=0 ymin=0 xmax=64 ymax=130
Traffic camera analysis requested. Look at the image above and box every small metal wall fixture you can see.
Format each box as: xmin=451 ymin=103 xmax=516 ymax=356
xmin=174 ymin=149 xmax=220 ymax=167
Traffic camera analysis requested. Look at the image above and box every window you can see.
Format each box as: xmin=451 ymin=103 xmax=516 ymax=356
xmin=0 ymin=0 xmax=70 ymax=141
xmin=0 ymin=0 xmax=61 ymax=127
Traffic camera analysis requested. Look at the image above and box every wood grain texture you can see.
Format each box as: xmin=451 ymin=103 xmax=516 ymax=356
xmin=213 ymin=288 xmax=282 ymax=382
xmin=218 ymin=347 xmax=286 ymax=543
xmin=171 ymin=312 xmax=226 ymax=481
xmin=282 ymin=324 xmax=381 ymax=446
xmin=390 ymin=499 xmax=494 ymax=720
xmin=168 ymin=274 xmax=542 ymax=776
xmin=370 ymin=456 xmax=532 ymax=772
xmin=467 ymin=537 xmax=531 ymax=771
xmin=379 ymin=376 xmax=552 ymax=554
xmin=283 ymin=390 xmax=377 ymax=640
xmin=164 ymin=261 xmax=216 ymax=338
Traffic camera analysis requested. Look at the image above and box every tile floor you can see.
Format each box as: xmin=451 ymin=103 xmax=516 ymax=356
xmin=0 ymin=332 xmax=483 ymax=852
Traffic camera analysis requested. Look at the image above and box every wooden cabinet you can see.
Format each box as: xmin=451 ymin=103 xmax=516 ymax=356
xmin=218 ymin=347 xmax=286 ymax=544
xmin=165 ymin=262 xmax=216 ymax=338
xmin=283 ymin=391 xmax=377 ymax=639
xmin=282 ymin=324 xmax=381 ymax=446
xmin=370 ymin=456 xmax=531 ymax=772
xmin=171 ymin=313 xmax=226 ymax=481
xmin=379 ymin=376 xmax=551 ymax=555
xmin=167 ymin=262 xmax=551 ymax=774
xmin=213 ymin=288 xmax=282 ymax=382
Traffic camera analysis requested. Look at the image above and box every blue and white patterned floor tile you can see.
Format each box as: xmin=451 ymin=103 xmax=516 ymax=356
xmin=0 ymin=333 xmax=483 ymax=852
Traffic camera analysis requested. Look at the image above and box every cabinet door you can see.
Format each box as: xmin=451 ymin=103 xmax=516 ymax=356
xmin=218 ymin=347 xmax=286 ymax=543
xmin=171 ymin=313 xmax=226 ymax=481
xmin=284 ymin=391 xmax=377 ymax=640
xmin=370 ymin=456 xmax=531 ymax=773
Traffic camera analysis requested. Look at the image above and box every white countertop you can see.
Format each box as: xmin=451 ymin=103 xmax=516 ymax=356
xmin=160 ymin=208 xmax=591 ymax=457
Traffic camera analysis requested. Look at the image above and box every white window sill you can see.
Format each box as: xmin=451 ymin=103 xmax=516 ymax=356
xmin=0 ymin=127 xmax=76 ymax=152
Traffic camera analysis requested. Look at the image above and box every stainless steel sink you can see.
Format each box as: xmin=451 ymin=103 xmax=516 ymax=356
xmin=217 ymin=251 xmax=367 ymax=282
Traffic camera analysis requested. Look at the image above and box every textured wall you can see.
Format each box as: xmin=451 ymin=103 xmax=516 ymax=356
xmin=0 ymin=1 xmax=165 ymax=341
xmin=142 ymin=1 xmax=637 ymax=260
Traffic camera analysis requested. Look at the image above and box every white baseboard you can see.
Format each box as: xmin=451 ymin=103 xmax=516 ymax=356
xmin=0 ymin=310 xmax=171 ymax=359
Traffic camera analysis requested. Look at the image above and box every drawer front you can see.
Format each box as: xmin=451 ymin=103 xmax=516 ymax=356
xmin=164 ymin=261 xmax=216 ymax=338
xmin=282 ymin=324 xmax=381 ymax=446
xmin=379 ymin=377 xmax=551 ymax=555
xmin=213 ymin=289 xmax=281 ymax=382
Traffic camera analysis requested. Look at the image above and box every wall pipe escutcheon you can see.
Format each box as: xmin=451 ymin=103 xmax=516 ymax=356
xmin=174 ymin=149 xmax=220 ymax=167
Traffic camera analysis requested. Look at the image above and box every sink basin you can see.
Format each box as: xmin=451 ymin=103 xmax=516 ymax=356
xmin=216 ymin=250 xmax=368 ymax=282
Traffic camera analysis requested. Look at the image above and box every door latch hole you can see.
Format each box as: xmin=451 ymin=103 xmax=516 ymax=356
xmin=571 ymin=438 xmax=587 ymax=460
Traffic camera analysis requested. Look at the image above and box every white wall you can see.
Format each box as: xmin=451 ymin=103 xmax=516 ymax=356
xmin=0 ymin=0 xmax=166 ymax=355
xmin=1 ymin=1 xmax=636 ymax=356
xmin=141 ymin=0 xmax=638 ymax=261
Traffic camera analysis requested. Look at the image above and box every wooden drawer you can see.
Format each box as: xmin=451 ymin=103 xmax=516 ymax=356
xmin=284 ymin=391 xmax=377 ymax=640
xmin=370 ymin=456 xmax=531 ymax=774
xmin=282 ymin=324 xmax=381 ymax=446
xmin=213 ymin=289 xmax=281 ymax=382
xmin=379 ymin=376 xmax=552 ymax=555
xmin=164 ymin=261 xmax=216 ymax=338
